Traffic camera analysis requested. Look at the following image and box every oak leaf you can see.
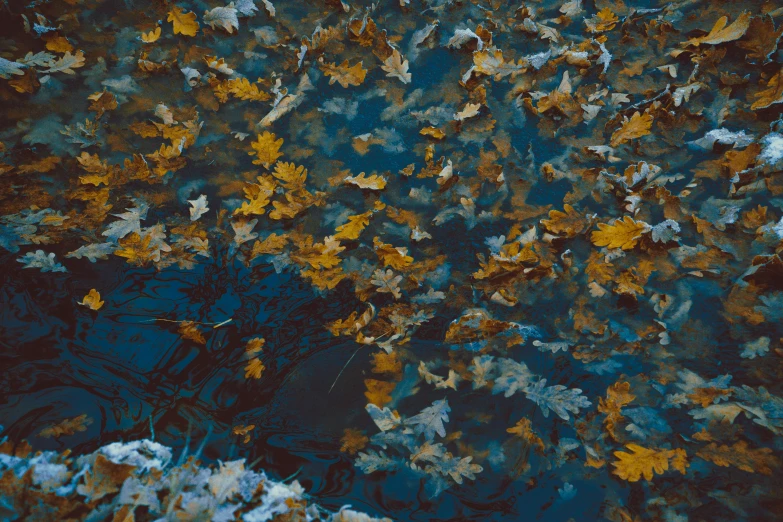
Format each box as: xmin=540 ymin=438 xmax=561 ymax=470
xmin=540 ymin=204 xmax=587 ymax=237
xmin=335 ymin=211 xmax=372 ymax=240
xmin=340 ymin=429 xmax=369 ymax=455
xmin=38 ymin=414 xmax=93 ymax=438
xmin=79 ymin=289 xmax=104 ymax=310
xmin=381 ymin=49 xmax=411 ymax=84
xmin=686 ymin=11 xmax=751 ymax=46
xmin=179 ymin=321 xmax=206 ymax=344
xmin=321 ymin=60 xmax=367 ymax=88
xmin=344 ymin=172 xmax=387 ymax=190
xmin=140 ymin=27 xmax=161 ymax=43
xmin=245 ymin=357 xmax=265 ymax=379
xmin=612 ymin=444 xmax=688 ymax=482
xmin=167 ymin=6 xmax=199 ymax=36
xmin=591 ymin=216 xmax=649 ymax=250
xmin=249 ymin=131 xmax=284 ymax=168
xmin=751 ymin=69 xmax=783 ymax=111
xmin=610 ymin=112 xmax=653 ymax=147
xmin=696 ymin=440 xmax=779 ymax=475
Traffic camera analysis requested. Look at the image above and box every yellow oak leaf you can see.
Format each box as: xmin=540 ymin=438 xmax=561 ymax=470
xmin=373 ymin=237 xmax=413 ymax=270
xmin=751 ymin=69 xmax=783 ymax=110
xmin=321 ymin=60 xmax=367 ymax=88
xmin=612 ymin=444 xmax=688 ymax=482
xmin=225 ymin=77 xmax=270 ymax=101
xmin=340 ymin=428 xmax=369 ymax=455
xmin=610 ymin=111 xmax=653 ymax=147
xmin=245 ymin=337 xmax=265 ymax=354
xmin=686 ymin=11 xmax=751 ymax=47
xmin=344 ymin=172 xmax=387 ymax=190
xmin=585 ymin=7 xmax=619 ymax=33
xmin=507 ymin=418 xmax=546 ymax=454
xmin=540 ymin=204 xmax=587 ymax=237
xmin=696 ymin=440 xmax=780 ymax=475
xmin=167 ymin=6 xmax=199 ymax=37
xmin=87 ymin=90 xmax=117 ymax=118
xmin=591 ymin=216 xmax=649 ymax=250
xmin=420 ymin=126 xmax=446 ymax=139
xmin=364 ymin=378 xmax=396 ymax=406
xmin=335 ymin=211 xmax=373 ymax=240
xmin=140 ymin=26 xmax=161 ymax=43
xmin=272 ymin=161 xmax=307 ymax=189
xmin=598 ymin=381 xmax=635 ymax=439
xmin=79 ymin=289 xmax=104 ymax=310
xmin=44 ymin=35 xmax=74 ymax=53
xmin=235 ymin=175 xmax=276 ymax=216
xmin=245 ymin=357 xmax=265 ymax=379
xmin=250 ymin=233 xmax=288 ymax=258
xmin=115 ymin=232 xmax=157 ymax=266
xmin=233 ymin=424 xmax=255 ymax=443
xmin=179 ymin=321 xmax=206 ymax=344
xmin=249 ymin=131 xmax=284 ymax=168
xmin=38 ymin=414 xmax=93 ymax=438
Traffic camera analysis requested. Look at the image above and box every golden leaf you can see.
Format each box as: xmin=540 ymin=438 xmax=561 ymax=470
xmin=344 ymin=172 xmax=387 ymax=190
xmin=321 ymin=60 xmax=367 ymax=88
xmin=250 ymin=233 xmax=288 ymax=257
xmin=87 ymin=90 xmax=117 ymax=118
xmin=38 ymin=414 xmax=93 ymax=438
xmin=235 ymin=175 xmax=276 ymax=216
xmin=686 ymin=11 xmax=751 ymax=46
xmin=507 ymin=418 xmax=546 ymax=454
xmin=245 ymin=357 xmax=265 ymax=379
xmin=364 ymin=378 xmax=396 ymax=406
xmin=591 ymin=216 xmax=649 ymax=250
xmin=233 ymin=424 xmax=255 ymax=443
xmin=115 ymin=232 xmax=157 ymax=266
xmin=44 ymin=35 xmax=74 ymax=53
xmin=335 ymin=210 xmax=373 ymax=240
xmin=585 ymin=8 xmax=619 ymax=33
xmin=612 ymin=444 xmax=688 ymax=482
xmin=79 ymin=289 xmax=104 ymax=310
xmin=245 ymin=337 xmax=265 ymax=354
xmin=179 ymin=321 xmax=206 ymax=344
xmin=272 ymin=161 xmax=307 ymax=189
xmin=373 ymin=237 xmax=413 ymax=270
xmin=419 ymin=126 xmax=446 ymax=139
xmin=371 ymin=351 xmax=402 ymax=377
xmin=340 ymin=428 xmax=369 ymax=455
xmin=167 ymin=6 xmax=199 ymax=37
xmin=224 ymin=77 xmax=270 ymax=101
xmin=598 ymin=381 xmax=635 ymax=439
xmin=696 ymin=441 xmax=780 ymax=475
xmin=140 ymin=26 xmax=161 ymax=43
xmin=540 ymin=204 xmax=587 ymax=237
xmin=610 ymin=111 xmax=653 ymax=147
xmin=249 ymin=131 xmax=284 ymax=168
xmin=751 ymin=69 xmax=783 ymax=110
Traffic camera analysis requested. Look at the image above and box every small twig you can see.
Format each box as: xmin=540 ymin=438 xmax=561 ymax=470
xmin=139 ymin=317 xmax=233 ymax=327
xmin=282 ymin=466 xmax=304 ymax=483
xmin=149 ymin=415 xmax=155 ymax=441
xmin=329 ymin=345 xmax=364 ymax=394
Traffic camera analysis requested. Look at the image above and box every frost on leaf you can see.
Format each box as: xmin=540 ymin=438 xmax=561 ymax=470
xmin=523 ymin=379 xmax=591 ymax=421
xmin=405 ymin=399 xmax=450 ymax=440
xmin=492 ymin=358 xmax=533 ymax=397
xmin=18 ymin=250 xmax=67 ymax=272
